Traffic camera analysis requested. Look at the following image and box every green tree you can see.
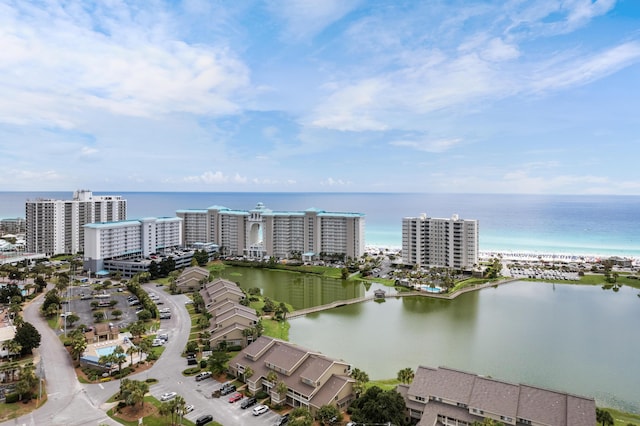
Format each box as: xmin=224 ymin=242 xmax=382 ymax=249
xmin=315 ymin=404 xmax=341 ymax=425
xmin=126 ymin=346 xmax=137 ymax=366
xmin=129 ymin=321 xmax=147 ymax=343
xmin=14 ymin=322 xmax=41 ymax=355
xmin=266 ymin=370 xmax=278 ymax=384
xmin=136 ymin=309 xmax=152 ymax=321
xmin=288 ymin=407 xmax=313 ymax=426
xmin=2 ymin=339 xmax=21 ymax=362
xmin=207 ymin=350 xmax=229 ymax=376
xmin=111 ymin=309 xmax=123 ymax=319
xmin=596 ymin=408 xmax=614 ymax=426
xmin=351 ymin=367 xmax=369 ymax=397
xmin=69 ymin=330 xmax=87 ymax=363
xmin=349 ymin=386 xmax=408 ymax=426
xmin=65 ymin=313 xmax=80 ymax=327
xmin=112 ymin=345 xmax=127 ymax=375
xmin=397 ymin=367 xmax=415 ymax=384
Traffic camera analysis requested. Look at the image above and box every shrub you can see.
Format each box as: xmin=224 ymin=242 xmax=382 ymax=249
xmin=183 ymin=367 xmax=201 ymax=375
xmin=200 ymin=360 xmax=208 ymax=368
xmin=227 ymin=345 xmax=242 ymax=352
xmin=4 ymin=393 xmax=19 ymax=403
xmin=255 ymin=390 xmax=269 ymax=400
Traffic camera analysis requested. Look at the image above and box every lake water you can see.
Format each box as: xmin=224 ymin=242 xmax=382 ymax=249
xmin=218 ymin=266 xmax=640 ymax=413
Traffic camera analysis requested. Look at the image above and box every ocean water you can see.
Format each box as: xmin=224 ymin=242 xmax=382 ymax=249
xmin=2 ymin=191 xmax=640 ymax=258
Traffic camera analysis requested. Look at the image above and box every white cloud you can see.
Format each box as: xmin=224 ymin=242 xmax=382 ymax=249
xmin=268 ymin=0 xmax=361 ymax=41
xmin=184 ymin=171 xmax=229 ymax=184
xmin=320 ymin=177 xmax=351 ymax=186
xmin=390 ymin=138 xmax=463 ymax=153
xmin=530 ymin=42 xmax=640 ymax=92
xmin=0 ymin=2 xmax=250 ymax=128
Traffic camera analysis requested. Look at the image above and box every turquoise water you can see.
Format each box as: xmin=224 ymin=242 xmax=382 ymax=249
xmin=2 ymin=191 xmax=640 ymax=257
xmin=95 ymin=346 xmax=116 ymax=357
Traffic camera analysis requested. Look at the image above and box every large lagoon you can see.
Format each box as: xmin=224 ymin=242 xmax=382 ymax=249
xmin=219 ymin=267 xmax=640 ymax=413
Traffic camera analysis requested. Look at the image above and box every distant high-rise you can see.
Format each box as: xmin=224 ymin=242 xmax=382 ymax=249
xmin=177 ymin=202 xmax=365 ymax=260
xmin=25 ymin=190 xmax=127 ymax=255
xmin=402 ymin=213 xmax=478 ymax=270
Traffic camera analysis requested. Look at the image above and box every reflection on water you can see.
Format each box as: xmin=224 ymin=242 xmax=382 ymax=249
xmin=216 ymin=267 xmax=640 ymax=414
xmin=217 ymin=266 xmax=365 ymax=309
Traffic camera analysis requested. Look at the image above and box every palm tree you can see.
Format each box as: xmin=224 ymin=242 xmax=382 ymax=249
xmin=351 ymin=367 xmax=369 ymax=397
xmin=113 ymin=346 xmax=127 ymax=375
xmin=266 ymin=370 xmax=278 ymax=384
xmin=397 ymin=367 xmax=415 ymax=384
xmin=3 ymin=339 xmax=22 ymax=362
xmin=70 ymin=332 xmax=87 ymax=363
xmin=126 ymin=346 xmax=137 ymax=366
xmin=275 ymin=380 xmax=288 ymax=401
xmin=243 ymin=366 xmax=254 ymax=383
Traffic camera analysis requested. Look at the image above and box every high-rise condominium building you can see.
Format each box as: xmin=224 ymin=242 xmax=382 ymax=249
xmin=177 ymin=202 xmax=365 ymax=260
xmin=25 ymin=190 xmax=127 ymax=255
xmin=83 ymin=217 xmax=182 ymax=274
xmin=402 ymin=213 xmax=478 ymax=270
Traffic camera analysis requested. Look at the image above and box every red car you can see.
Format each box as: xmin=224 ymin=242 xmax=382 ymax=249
xmin=228 ymin=392 xmax=243 ymax=403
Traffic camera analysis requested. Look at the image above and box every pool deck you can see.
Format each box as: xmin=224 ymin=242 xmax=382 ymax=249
xmin=83 ymin=334 xmax=145 ymax=365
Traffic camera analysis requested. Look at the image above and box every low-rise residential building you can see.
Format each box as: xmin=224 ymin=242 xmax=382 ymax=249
xmin=175 ymin=266 xmax=210 ymax=293
xmin=228 ymin=336 xmax=355 ymax=415
xmin=399 ymin=366 xmax=596 ymax=426
xmin=199 ymin=278 xmax=257 ymax=349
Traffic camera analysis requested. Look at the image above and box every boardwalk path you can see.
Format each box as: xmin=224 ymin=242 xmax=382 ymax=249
xmin=287 ymin=278 xmax=519 ymax=320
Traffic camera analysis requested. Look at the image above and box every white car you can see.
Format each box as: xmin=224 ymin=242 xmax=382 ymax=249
xmin=252 ymin=405 xmax=269 ymax=416
xmin=184 ymin=404 xmax=194 ymax=413
xmin=160 ymin=391 xmax=177 ymax=401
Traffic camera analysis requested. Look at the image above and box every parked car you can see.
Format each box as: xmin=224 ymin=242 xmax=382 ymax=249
xmin=275 ymin=413 xmax=290 ymax=426
xmin=195 ymin=414 xmax=213 ymax=426
xmin=160 ymin=391 xmax=177 ymax=401
xmin=186 ymin=353 xmax=197 ymax=365
xmin=240 ymin=396 xmax=257 ymax=409
xmin=195 ymin=371 xmax=212 ymax=381
xmin=220 ymin=383 xmax=236 ymax=395
xmin=228 ymin=392 xmax=243 ymax=403
xmin=252 ymin=405 xmax=269 ymax=416
xmin=184 ymin=404 xmax=194 ymax=413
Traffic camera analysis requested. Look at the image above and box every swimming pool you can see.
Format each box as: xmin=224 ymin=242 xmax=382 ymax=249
xmin=95 ymin=346 xmax=117 ymax=357
xmin=420 ymin=285 xmax=443 ymax=293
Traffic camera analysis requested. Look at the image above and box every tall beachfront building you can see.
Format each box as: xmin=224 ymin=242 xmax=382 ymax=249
xmin=402 ymin=213 xmax=479 ymax=270
xmin=177 ymin=202 xmax=365 ymax=260
xmin=83 ymin=217 xmax=182 ymax=274
xmin=25 ymin=190 xmax=127 ymax=255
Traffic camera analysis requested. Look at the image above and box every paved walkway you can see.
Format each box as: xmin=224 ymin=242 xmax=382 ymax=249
xmin=288 ymin=278 xmax=520 ymax=319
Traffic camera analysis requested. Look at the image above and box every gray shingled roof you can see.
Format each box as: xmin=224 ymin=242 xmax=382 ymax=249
xmin=469 ymin=376 xmax=519 ymax=419
xmin=406 ymin=366 xmax=596 ymax=426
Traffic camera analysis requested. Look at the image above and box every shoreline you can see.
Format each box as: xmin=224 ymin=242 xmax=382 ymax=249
xmin=365 ymin=245 xmax=640 ymax=266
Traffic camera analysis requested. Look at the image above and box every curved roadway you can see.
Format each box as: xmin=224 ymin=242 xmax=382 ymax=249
xmin=1 ymin=284 xmax=281 ymax=426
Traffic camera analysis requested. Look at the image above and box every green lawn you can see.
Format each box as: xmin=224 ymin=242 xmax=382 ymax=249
xmin=107 ymin=395 xmax=198 ymax=426
xmin=602 ymin=407 xmax=640 ymax=425
xmin=261 ymin=318 xmax=290 ymax=340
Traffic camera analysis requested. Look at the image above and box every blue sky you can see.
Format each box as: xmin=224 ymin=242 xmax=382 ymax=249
xmin=1 ymin=0 xmax=639 ymax=194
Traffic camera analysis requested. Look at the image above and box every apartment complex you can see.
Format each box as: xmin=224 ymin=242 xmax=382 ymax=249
xmin=399 ymin=366 xmax=596 ymax=426
xmin=177 ymin=202 xmax=365 ymax=260
xmin=83 ymin=216 xmax=182 ymax=274
xmin=402 ymin=213 xmax=478 ymax=270
xmin=25 ymin=190 xmax=127 ymax=255
xmin=229 ymin=336 xmax=355 ymax=414
xmin=199 ymin=278 xmax=259 ymax=349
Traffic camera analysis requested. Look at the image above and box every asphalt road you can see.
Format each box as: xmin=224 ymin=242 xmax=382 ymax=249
xmin=1 ymin=284 xmax=282 ymax=426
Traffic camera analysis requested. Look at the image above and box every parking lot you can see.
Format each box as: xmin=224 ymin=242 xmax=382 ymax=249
xmin=150 ymin=377 xmax=284 ymax=426
xmin=62 ymin=284 xmax=146 ymax=331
